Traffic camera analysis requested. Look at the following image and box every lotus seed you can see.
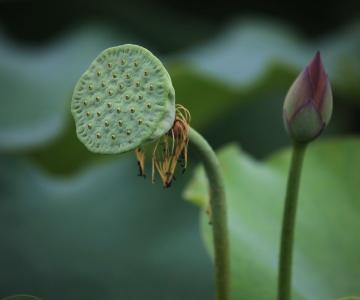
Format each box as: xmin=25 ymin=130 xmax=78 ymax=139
xmin=112 ymin=74 xmax=117 ymax=79
xmin=147 ymin=103 xmax=151 ymax=109
xmin=144 ymin=71 xmax=148 ymax=76
xmin=101 ymin=82 xmax=106 ymax=87
xmin=88 ymin=84 xmax=93 ymax=90
xmin=118 ymin=121 xmax=123 ymax=127
xmin=130 ymin=108 xmax=135 ymax=113
xmin=117 ymin=108 xmax=121 ymax=113
xmin=86 ymin=112 xmax=90 ymax=117
xmin=149 ymin=85 xmax=154 ymax=91
xmin=87 ymin=124 xmax=92 ymax=129
xmin=96 ymin=133 xmax=101 ymax=138
xmin=97 ymin=71 xmax=101 ymax=77
xmin=121 ymin=59 xmax=125 ymax=65
xmin=107 ymin=63 xmax=112 ymax=68
xmin=138 ymin=119 xmax=143 ymax=124
xmin=136 ymin=82 xmax=140 ymax=87
xmin=138 ymin=95 xmax=143 ymax=100
xmin=108 ymin=90 xmax=113 ymax=96
xmin=97 ymin=112 xmax=101 ymax=117
xmin=96 ymin=96 xmax=100 ymax=102
xmin=83 ymin=100 xmax=88 ymax=105
xmin=134 ymin=62 xmax=138 ymax=67
xmin=119 ymin=84 xmax=124 ymax=90
xmin=112 ymin=135 xmax=116 ymax=140
xmin=107 ymin=102 xmax=112 ymax=108
xmin=125 ymin=95 xmax=129 ymax=100
xmin=126 ymin=74 xmax=130 ymax=79
xmin=126 ymin=130 xmax=131 ymax=135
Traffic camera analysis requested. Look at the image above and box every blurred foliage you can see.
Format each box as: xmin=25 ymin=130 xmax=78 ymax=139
xmin=185 ymin=138 xmax=360 ymax=299
xmin=1 ymin=19 xmax=360 ymax=154
xmin=2 ymin=296 xmax=41 ymax=300
xmin=0 ymin=13 xmax=360 ymax=300
xmin=0 ymin=155 xmax=213 ymax=300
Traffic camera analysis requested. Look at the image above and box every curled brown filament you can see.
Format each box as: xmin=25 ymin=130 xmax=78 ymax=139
xmin=134 ymin=104 xmax=190 ymax=187
xmin=152 ymin=104 xmax=190 ymax=188
xmin=135 ymin=147 xmax=146 ymax=178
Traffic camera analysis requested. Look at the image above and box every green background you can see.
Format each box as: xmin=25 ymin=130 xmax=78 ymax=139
xmin=0 ymin=1 xmax=359 ymax=299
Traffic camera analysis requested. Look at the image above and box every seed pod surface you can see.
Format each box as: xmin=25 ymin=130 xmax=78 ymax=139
xmin=71 ymin=44 xmax=175 ymax=154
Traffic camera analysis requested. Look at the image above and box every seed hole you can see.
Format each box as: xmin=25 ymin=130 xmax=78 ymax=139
xmin=107 ymin=63 xmax=112 ymax=68
xmin=130 ymin=108 xmax=135 ymax=113
xmin=96 ymin=133 xmax=101 ymax=139
xmin=118 ymin=121 xmax=123 ymax=127
xmin=107 ymin=102 xmax=112 ymax=108
xmin=138 ymin=119 xmax=143 ymax=124
xmin=147 ymin=103 xmax=151 ymax=109
xmin=112 ymin=135 xmax=116 ymax=140
xmin=108 ymin=90 xmax=113 ymax=96
xmin=125 ymin=95 xmax=129 ymax=100
xmin=97 ymin=112 xmax=101 ymax=117
xmin=86 ymin=112 xmax=90 ymax=117
xmin=117 ymin=108 xmax=121 ymax=113
xmin=144 ymin=71 xmax=149 ymax=76
xmin=96 ymin=96 xmax=100 ymax=102
xmin=96 ymin=71 xmax=101 ymax=77
xmin=105 ymin=121 xmax=109 ymax=127
xmin=135 ymin=82 xmax=140 ymax=87
xmin=83 ymin=100 xmax=88 ymax=105
xmin=87 ymin=124 xmax=92 ymax=129
xmin=126 ymin=130 xmax=131 ymax=135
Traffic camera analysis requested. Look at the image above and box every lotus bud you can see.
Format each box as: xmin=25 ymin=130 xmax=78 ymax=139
xmin=283 ymin=51 xmax=333 ymax=143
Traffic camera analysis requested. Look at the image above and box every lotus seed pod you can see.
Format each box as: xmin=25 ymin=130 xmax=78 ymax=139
xmin=71 ymin=44 xmax=175 ymax=154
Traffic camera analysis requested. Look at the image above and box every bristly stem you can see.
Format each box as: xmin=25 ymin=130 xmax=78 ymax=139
xmin=278 ymin=143 xmax=307 ymax=300
xmin=188 ymin=127 xmax=230 ymax=300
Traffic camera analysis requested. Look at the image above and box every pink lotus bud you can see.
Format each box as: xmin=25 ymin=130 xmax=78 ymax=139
xmin=283 ymin=52 xmax=333 ymax=143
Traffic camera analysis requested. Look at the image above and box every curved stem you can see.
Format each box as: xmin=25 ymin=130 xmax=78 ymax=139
xmin=188 ymin=127 xmax=230 ymax=300
xmin=278 ymin=143 xmax=307 ymax=300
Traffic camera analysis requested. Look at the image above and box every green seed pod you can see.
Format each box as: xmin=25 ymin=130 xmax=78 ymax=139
xmin=71 ymin=44 xmax=175 ymax=154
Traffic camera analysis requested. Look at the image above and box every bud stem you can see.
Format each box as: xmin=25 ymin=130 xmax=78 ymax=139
xmin=278 ymin=143 xmax=307 ymax=300
xmin=188 ymin=127 xmax=230 ymax=300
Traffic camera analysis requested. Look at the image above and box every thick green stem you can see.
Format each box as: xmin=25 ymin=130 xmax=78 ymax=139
xmin=188 ymin=127 xmax=230 ymax=300
xmin=278 ymin=143 xmax=307 ymax=300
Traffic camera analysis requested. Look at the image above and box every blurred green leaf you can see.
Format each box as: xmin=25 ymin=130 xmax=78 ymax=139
xmin=181 ymin=19 xmax=360 ymax=96
xmin=0 ymin=25 xmax=132 ymax=151
xmin=337 ymin=297 xmax=360 ymax=300
xmin=2 ymin=296 xmax=41 ymax=300
xmin=1 ymin=19 xmax=359 ymax=153
xmin=184 ymin=137 xmax=360 ymax=299
xmin=0 ymin=154 xmax=212 ymax=300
